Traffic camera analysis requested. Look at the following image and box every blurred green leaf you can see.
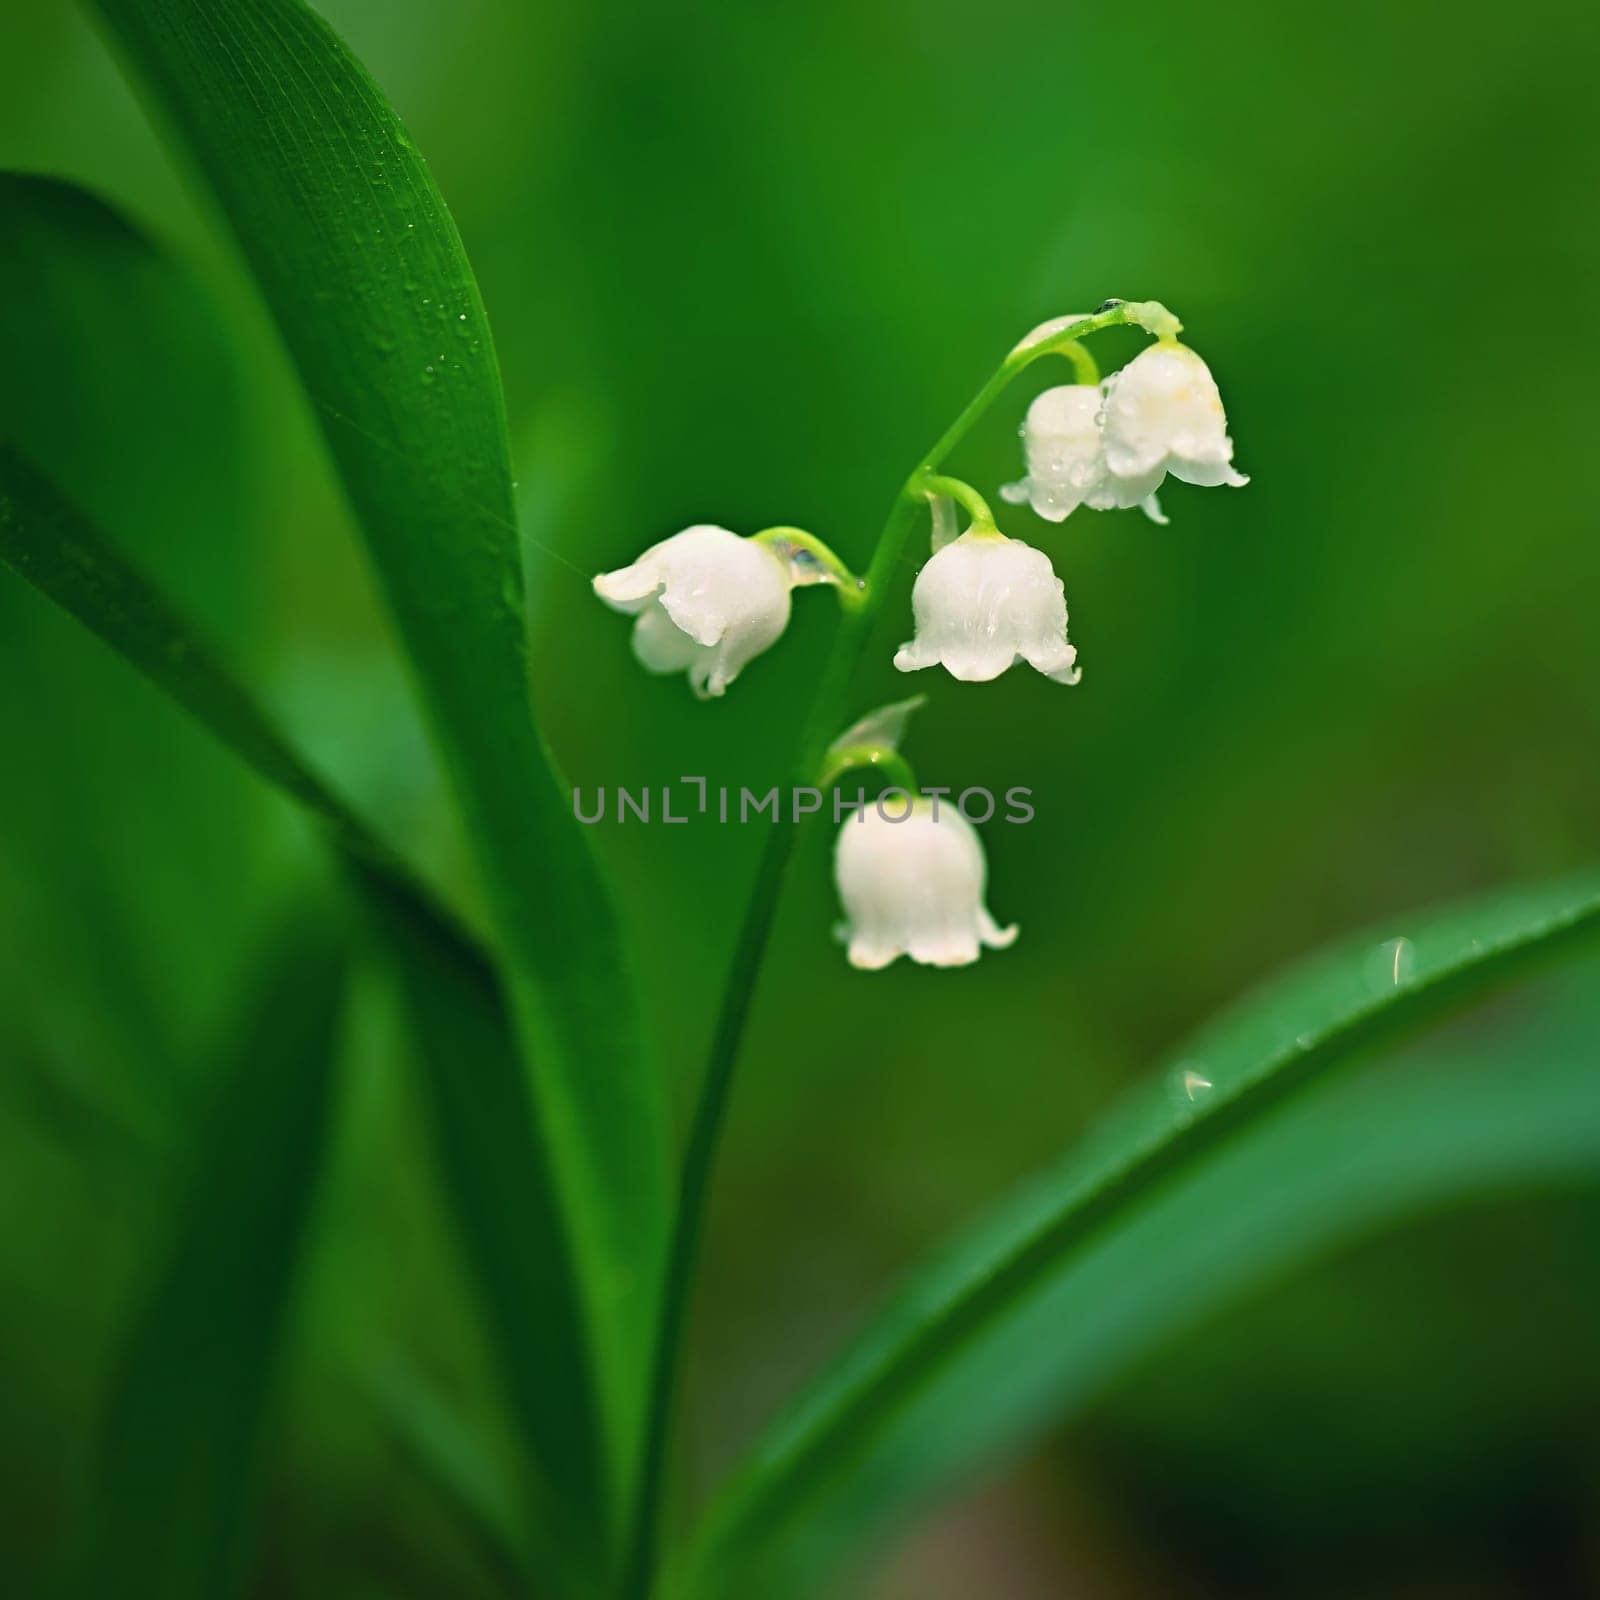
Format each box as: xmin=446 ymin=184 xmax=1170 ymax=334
xmin=693 ymin=870 xmax=1600 ymax=1595
xmin=0 ymin=170 xmax=259 ymax=1093
xmin=358 ymin=862 xmax=609 ymax=1586
xmin=75 ymin=903 xmax=348 ymax=1600
xmin=0 ymin=440 xmax=433 ymax=898
xmin=366 ymin=1352 xmax=535 ymax=1597
xmin=0 ymin=172 xmax=249 ymax=620
xmin=0 ymin=439 xmax=612 ymax=1570
xmin=85 ymin=0 xmax=668 ymax=1505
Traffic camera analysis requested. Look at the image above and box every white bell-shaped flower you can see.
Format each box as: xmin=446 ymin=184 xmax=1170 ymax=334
xmin=1000 ymin=384 xmax=1110 ymax=522
xmin=1099 ymin=343 xmax=1248 ymax=504
xmin=893 ymin=529 xmax=1080 ymax=684
xmin=835 ymin=799 xmax=1018 ymax=970
xmin=593 ymin=524 xmax=792 ymax=699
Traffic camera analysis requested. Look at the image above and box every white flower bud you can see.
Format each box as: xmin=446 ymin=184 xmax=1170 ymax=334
xmin=834 ymin=800 xmax=1017 ymax=970
xmin=593 ymin=524 xmax=792 ymax=699
xmin=893 ymin=530 xmax=1080 ymax=685
xmin=1000 ymin=384 xmax=1110 ymax=522
xmin=1099 ymin=343 xmax=1248 ymax=503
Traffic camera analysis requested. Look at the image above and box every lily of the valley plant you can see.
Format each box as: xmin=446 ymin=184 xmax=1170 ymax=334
xmin=594 ymin=297 xmax=1248 ymax=974
xmin=600 ymin=297 xmax=1248 ymax=1594
xmin=15 ymin=18 xmax=1600 ymax=1600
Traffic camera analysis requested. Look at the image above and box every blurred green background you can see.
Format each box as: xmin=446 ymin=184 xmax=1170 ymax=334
xmin=2 ymin=0 xmax=1598 ymax=1594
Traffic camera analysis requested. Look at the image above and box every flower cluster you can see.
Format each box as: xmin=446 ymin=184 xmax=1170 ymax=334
xmin=1002 ymin=340 xmax=1247 ymax=524
xmin=593 ymin=301 xmax=1247 ymax=968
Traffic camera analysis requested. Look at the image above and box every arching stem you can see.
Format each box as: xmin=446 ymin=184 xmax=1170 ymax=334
xmin=921 ymin=474 xmax=1000 ymax=536
xmin=752 ymin=525 xmax=867 ymax=609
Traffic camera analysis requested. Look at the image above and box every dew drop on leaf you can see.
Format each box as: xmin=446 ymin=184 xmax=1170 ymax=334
xmin=1166 ymin=1061 xmax=1214 ymax=1119
xmin=1366 ymin=936 xmax=1417 ymax=992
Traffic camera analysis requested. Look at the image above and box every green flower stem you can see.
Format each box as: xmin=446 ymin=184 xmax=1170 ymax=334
xmin=751 ymin=525 xmax=867 ymax=609
xmin=920 ymin=474 xmax=1000 ymax=535
xmin=623 ymin=299 xmax=1172 ymax=1596
xmin=1057 ymin=341 xmax=1101 ymax=385
xmin=816 ymin=744 xmax=919 ymax=797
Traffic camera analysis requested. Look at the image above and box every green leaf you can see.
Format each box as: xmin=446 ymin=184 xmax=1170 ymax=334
xmin=0 ymin=441 xmax=611 ymax=1565
xmin=692 ymin=870 xmax=1600 ymax=1595
xmin=0 ymin=440 xmax=414 ymax=882
xmin=365 ymin=1352 xmax=536 ymax=1597
xmin=75 ymin=904 xmax=348 ymax=1600
xmin=0 ymin=171 xmax=260 ymax=1097
xmin=356 ymin=861 xmax=609 ymax=1584
xmin=85 ymin=0 xmax=668 ymax=1495
xmin=0 ymin=173 xmax=250 ymax=621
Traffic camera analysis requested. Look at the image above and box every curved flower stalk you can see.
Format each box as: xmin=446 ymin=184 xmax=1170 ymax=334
xmin=835 ymin=800 xmax=1018 ymax=970
xmin=818 ymin=694 xmax=927 ymax=790
xmin=894 ymin=478 xmax=1079 ymax=685
xmin=593 ymin=523 xmax=859 ymax=698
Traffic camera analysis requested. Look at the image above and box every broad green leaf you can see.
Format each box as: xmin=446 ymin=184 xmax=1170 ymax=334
xmin=0 ymin=441 xmax=610 ymax=1561
xmin=692 ymin=870 xmax=1600 ymax=1595
xmin=365 ymin=1352 xmax=535 ymax=1597
xmin=75 ymin=905 xmax=348 ymax=1600
xmin=0 ymin=173 xmax=249 ymax=622
xmin=86 ymin=0 xmax=668 ymax=1495
xmin=0 ymin=171 xmax=259 ymax=1097
xmin=356 ymin=861 xmax=609 ymax=1585
xmin=0 ymin=440 xmax=418 ymax=881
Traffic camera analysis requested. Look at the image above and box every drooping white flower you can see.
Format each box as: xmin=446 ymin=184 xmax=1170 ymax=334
xmin=1000 ymin=384 xmax=1111 ymax=522
xmin=893 ymin=529 xmax=1080 ymax=684
xmin=593 ymin=524 xmax=792 ymax=699
xmin=834 ymin=799 xmax=1017 ymax=970
xmin=1098 ymin=342 xmax=1248 ymax=504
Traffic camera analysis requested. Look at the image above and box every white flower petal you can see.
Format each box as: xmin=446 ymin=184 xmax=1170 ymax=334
xmin=907 ymin=922 xmax=982 ymax=968
xmin=1002 ymin=384 xmax=1108 ymax=523
xmin=1099 ymin=344 xmax=1246 ymax=506
xmin=593 ymin=561 xmax=663 ymax=610
xmin=894 ymin=530 xmax=1079 ymax=686
xmin=1021 ymin=635 xmax=1081 ymax=686
xmin=1139 ymin=493 xmax=1170 ymax=526
xmin=1084 ymin=465 xmax=1164 ymax=511
xmin=977 ymin=906 xmax=1020 ymax=950
xmin=835 ymin=802 xmax=1015 ymax=971
xmin=630 ymin=600 xmax=702 ymax=674
xmin=594 ymin=524 xmax=793 ymax=696
xmin=846 ymin=930 xmax=903 ymax=971
xmin=1168 ymin=456 xmax=1250 ymax=489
